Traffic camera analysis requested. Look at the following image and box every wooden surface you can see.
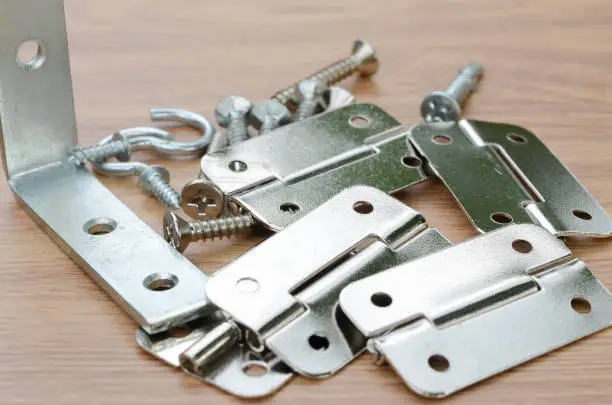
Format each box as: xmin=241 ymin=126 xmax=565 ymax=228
xmin=1 ymin=0 xmax=612 ymax=403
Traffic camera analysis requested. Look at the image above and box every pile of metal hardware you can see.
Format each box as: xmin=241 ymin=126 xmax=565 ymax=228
xmin=1 ymin=0 xmax=611 ymax=400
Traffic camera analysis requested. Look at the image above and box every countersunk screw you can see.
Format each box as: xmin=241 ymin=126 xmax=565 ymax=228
xmin=294 ymin=79 xmax=327 ymax=121
xmin=271 ymin=39 xmax=379 ymax=105
xmin=420 ymin=62 xmax=484 ymax=122
xmin=249 ymin=100 xmax=292 ymax=134
xmin=139 ymin=165 xmax=181 ymax=210
xmin=181 ymin=178 xmax=226 ymax=220
xmin=164 ymin=211 xmax=256 ymax=252
xmin=215 ymin=96 xmax=253 ymax=145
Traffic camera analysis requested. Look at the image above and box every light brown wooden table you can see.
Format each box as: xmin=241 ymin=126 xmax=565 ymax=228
xmin=1 ymin=1 xmax=611 ymax=404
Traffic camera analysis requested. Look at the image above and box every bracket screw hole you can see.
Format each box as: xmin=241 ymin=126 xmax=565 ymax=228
xmin=491 ymin=212 xmax=513 ymax=224
xmin=17 ymin=40 xmax=46 ymax=71
xmin=428 ymin=354 xmax=450 ymax=372
xmin=507 ymin=133 xmax=528 ymax=144
xmin=371 ymin=292 xmax=393 ymax=307
xmin=84 ymin=217 xmax=117 ymax=235
xmin=308 ymin=334 xmax=330 ymax=351
xmin=228 ymin=160 xmax=248 ymax=172
xmin=168 ymin=325 xmax=191 ymax=338
xmin=144 ymin=273 xmax=179 ymax=292
xmin=432 ymin=135 xmax=452 ymax=145
xmin=349 ymin=115 xmax=371 ymax=128
xmin=280 ymin=203 xmax=300 ymax=214
xmin=353 ymin=201 xmax=374 ymax=214
xmin=570 ymin=297 xmax=591 ymax=314
xmin=512 ymin=239 xmax=533 ymax=254
xmin=573 ymin=210 xmax=592 ymax=221
xmin=402 ymin=156 xmax=422 ymax=168
xmin=242 ymin=362 xmax=268 ymax=377
xmin=236 ymin=277 xmax=259 ymax=293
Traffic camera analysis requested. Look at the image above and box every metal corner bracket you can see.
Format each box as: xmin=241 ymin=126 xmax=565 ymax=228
xmin=339 ymin=223 xmax=612 ymax=398
xmin=0 ymin=0 xmax=212 ymax=334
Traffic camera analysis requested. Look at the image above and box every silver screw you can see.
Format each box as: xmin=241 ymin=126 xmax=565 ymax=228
xmin=138 ymin=165 xmax=181 ymax=210
xmin=321 ymin=87 xmax=356 ymax=111
xmin=420 ymin=62 xmax=484 ymax=122
xmin=294 ymin=79 xmax=327 ymax=121
xmin=163 ymin=211 xmax=256 ymax=252
xmin=180 ymin=178 xmax=226 ymax=220
xmin=215 ymin=96 xmax=253 ymax=145
xmin=249 ymin=100 xmax=292 ymax=134
xmin=271 ymin=39 xmax=379 ymax=105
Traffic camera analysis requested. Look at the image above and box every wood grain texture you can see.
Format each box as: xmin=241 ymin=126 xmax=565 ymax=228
xmin=1 ymin=0 xmax=612 ymax=403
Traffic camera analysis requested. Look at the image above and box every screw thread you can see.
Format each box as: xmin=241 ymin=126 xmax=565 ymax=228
xmin=189 ymin=214 xmax=255 ymax=242
xmin=70 ymin=140 xmax=130 ymax=165
xmin=445 ymin=63 xmax=484 ymax=104
xmin=294 ymin=97 xmax=319 ymax=121
xmin=259 ymin=117 xmax=279 ymax=134
xmin=227 ymin=114 xmax=249 ymax=145
xmin=272 ymin=56 xmax=359 ymax=105
xmin=146 ymin=172 xmax=181 ymax=210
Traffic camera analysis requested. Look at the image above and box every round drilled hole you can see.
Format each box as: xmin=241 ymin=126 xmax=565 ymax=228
xmin=573 ymin=210 xmax=592 ymax=221
xmin=16 ymin=40 xmax=46 ymax=71
xmin=308 ymin=334 xmax=330 ymax=351
xmin=432 ymin=135 xmax=452 ymax=145
xmin=402 ymin=156 xmax=422 ymax=168
xmin=570 ymin=297 xmax=591 ymax=314
xmin=371 ymin=292 xmax=393 ymax=307
xmin=491 ymin=212 xmax=513 ymax=224
xmin=428 ymin=354 xmax=450 ymax=372
xmin=353 ymin=201 xmax=374 ymax=214
xmin=168 ymin=325 xmax=191 ymax=339
xmin=349 ymin=115 xmax=371 ymax=128
xmin=228 ymin=160 xmax=248 ymax=172
xmin=280 ymin=203 xmax=300 ymax=214
xmin=84 ymin=217 xmax=117 ymax=235
xmin=143 ymin=273 xmax=179 ymax=292
xmin=236 ymin=277 xmax=259 ymax=293
xmin=242 ymin=362 xmax=268 ymax=377
xmin=512 ymin=239 xmax=533 ymax=254
xmin=507 ymin=133 xmax=527 ymax=144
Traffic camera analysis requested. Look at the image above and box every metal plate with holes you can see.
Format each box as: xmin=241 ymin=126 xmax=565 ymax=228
xmin=339 ymin=224 xmax=612 ymax=398
xmin=205 ymin=186 xmax=450 ymax=382
xmin=200 ymin=103 xmax=427 ymax=231
xmin=0 ymin=0 xmax=212 ymax=333
xmin=136 ymin=315 xmax=294 ymax=398
xmin=409 ymin=120 xmax=612 ymax=237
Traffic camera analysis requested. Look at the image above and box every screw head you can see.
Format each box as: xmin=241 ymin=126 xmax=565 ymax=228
xmin=139 ymin=165 xmax=170 ymax=195
xmin=420 ymin=91 xmax=462 ymax=122
xmin=352 ymin=40 xmax=379 ymax=76
xmin=163 ymin=211 xmax=192 ymax=252
xmin=249 ymin=100 xmax=292 ymax=130
xmin=322 ymin=87 xmax=356 ymax=111
xmin=295 ymin=78 xmax=327 ymax=102
xmin=109 ymin=132 xmax=132 ymax=162
xmin=181 ymin=179 xmax=226 ymax=219
xmin=215 ymin=96 xmax=253 ymax=128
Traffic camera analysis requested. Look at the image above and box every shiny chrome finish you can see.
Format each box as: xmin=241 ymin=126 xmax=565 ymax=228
xmin=340 ymin=224 xmax=612 ymax=398
xmin=322 ymin=86 xmax=356 ymax=111
xmin=409 ymin=120 xmax=612 ymax=237
xmin=421 ymin=63 xmax=484 ymax=122
xmin=200 ymin=103 xmax=428 ymax=231
xmin=0 ymin=0 xmax=211 ymax=333
xmin=205 ymin=186 xmax=450 ymax=381
xmin=272 ymin=39 xmax=379 ymax=105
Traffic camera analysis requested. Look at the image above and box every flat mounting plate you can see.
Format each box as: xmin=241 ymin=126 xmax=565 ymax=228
xmin=200 ymin=103 xmax=428 ymax=231
xmin=0 ymin=0 xmax=212 ymax=333
xmin=409 ymin=120 xmax=612 ymax=237
xmin=340 ymin=224 xmax=612 ymax=398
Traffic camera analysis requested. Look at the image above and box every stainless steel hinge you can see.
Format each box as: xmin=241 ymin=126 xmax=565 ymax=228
xmin=339 ymin=223 xmax=612 ymax=398
xmin=138 ymin=186 xmax=450 ymax=397
xmin=200 ymin=104 xmax=428 ymax=231
xmin=0 ymin=0 xmax=213 ymax=334
xmin=409 ymin=120 xmax=612 ymax=237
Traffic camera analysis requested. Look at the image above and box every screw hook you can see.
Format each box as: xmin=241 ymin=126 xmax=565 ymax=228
xmin=148 ymin=108 xmax=216 ymax=158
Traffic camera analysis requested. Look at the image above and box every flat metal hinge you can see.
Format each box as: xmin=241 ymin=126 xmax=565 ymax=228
xmin=409 ymin=120 xmax=612 ymax=237
xmin=200 ymin=103 xmax=428 ymax=231
xmin=339 ymin=223 xmax=612 ymax=398
xmin=137 ymin=186 xmax=450 ymax=397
